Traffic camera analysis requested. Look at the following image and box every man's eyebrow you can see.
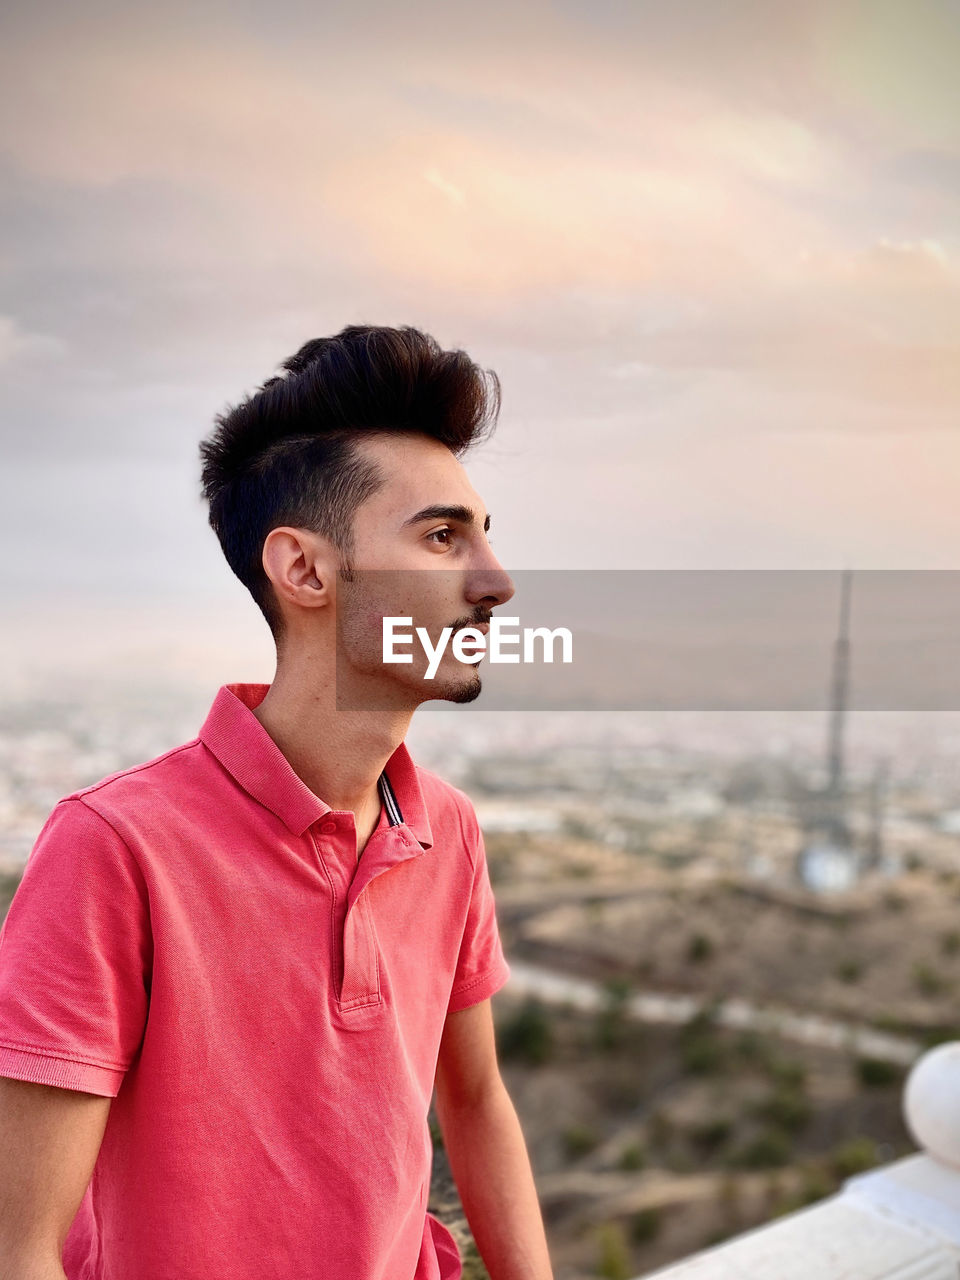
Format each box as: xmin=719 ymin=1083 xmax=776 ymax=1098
xmin=402 ymin=504 xmax=492 ymax=532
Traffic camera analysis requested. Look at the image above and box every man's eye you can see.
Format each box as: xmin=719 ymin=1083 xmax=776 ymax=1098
xmin=427 ymin=527 xmax=453 ymax=545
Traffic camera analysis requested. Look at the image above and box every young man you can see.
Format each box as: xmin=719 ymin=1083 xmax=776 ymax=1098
xmin=0 ymin=326 xmax=555 ymax=1280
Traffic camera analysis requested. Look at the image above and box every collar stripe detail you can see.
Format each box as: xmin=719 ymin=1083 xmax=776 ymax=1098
xmin=378 ymin=773 xmax=403 ymax=827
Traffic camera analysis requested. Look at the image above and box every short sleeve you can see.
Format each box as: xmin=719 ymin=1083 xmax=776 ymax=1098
xmin=0 ymin=798 xmax=152 ymax=1097
xmin=447 ymin=812 xmax=511 ymax=1013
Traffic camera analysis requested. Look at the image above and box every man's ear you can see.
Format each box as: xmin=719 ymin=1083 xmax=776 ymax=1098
xmin=261 ymin=527 xmax=339 ymax=613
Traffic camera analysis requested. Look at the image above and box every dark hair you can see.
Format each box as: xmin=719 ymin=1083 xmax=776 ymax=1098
xmin=199 ymin=324 xmax=501 ymax=643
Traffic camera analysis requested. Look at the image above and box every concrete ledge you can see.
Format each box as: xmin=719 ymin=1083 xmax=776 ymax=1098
xmin=639 ymin=1168 xmax=959 ymax=1278
xmin=635 ymin=1042 xmax=960 ymax=1279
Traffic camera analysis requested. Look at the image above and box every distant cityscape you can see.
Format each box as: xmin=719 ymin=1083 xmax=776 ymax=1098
xmin=5 ymin=673 xmax=960 ymax=888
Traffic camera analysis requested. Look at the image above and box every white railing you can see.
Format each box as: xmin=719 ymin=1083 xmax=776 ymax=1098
xmin=637 ymin=1042 xmax=960 ymax=1279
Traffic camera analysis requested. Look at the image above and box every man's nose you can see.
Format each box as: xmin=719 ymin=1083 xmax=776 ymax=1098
xmin=465 ymin=548 xmax=515 ymax=608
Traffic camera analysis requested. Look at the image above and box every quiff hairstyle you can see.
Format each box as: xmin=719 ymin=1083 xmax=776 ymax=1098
xmin=199 ymin=324 xmax=501 ymax=644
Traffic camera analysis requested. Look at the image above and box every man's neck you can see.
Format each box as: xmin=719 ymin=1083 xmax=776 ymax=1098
xmin=250 ymin=663 xmax=414 ymax=855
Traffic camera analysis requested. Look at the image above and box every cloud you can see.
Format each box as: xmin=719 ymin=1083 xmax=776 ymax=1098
xmin=423 ymin=168 xmax=466 ymax=206
xmin=859 ymin=237 xmax=949 ymax=278
xmin=0 ymin=315 xmax=64 ymax=366
xmin=0 ymin=0 xmax=957 ymax=596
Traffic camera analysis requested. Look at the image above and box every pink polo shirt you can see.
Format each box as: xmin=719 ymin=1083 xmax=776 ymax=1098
xmin=0 ymin=683 xmax=511 ymax=1280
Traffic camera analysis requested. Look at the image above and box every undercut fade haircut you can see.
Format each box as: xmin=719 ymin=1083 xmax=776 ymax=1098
xmin=199 ymin=324 xmax=501 ymax=645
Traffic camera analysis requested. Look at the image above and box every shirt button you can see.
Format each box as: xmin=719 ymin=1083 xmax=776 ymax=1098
xmin=319 ymin=820 xmax=337 ymax=834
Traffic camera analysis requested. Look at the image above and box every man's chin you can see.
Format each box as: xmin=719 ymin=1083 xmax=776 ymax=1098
xmin=424 ymin=669 xmax=483 ymax=705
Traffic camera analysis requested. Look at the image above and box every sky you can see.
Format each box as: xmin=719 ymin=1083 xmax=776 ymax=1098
xmin=1 ymin=0 xmax=959 ymax=690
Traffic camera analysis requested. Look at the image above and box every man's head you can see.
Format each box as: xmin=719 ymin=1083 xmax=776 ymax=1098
xmin=199 ymin=324 xmax=514 ymax=705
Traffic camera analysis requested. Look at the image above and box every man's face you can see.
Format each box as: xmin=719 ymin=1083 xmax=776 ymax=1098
xmin=333 ymin=433 xmax=515 ymax=708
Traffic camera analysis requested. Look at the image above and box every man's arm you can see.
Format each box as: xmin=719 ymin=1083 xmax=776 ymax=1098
xmin=0 ymin=1076 xmax=110 ymax=1280
xmin=434 ymin=998 xmax=554 ymax=1280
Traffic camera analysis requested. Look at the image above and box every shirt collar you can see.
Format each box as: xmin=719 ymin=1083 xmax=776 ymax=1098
xmin=198 ymin=682 xmax=433 ymax=847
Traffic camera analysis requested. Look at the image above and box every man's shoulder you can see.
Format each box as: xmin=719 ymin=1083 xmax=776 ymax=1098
xmin=21 ymin=738 xmax=210 ymax=872
xmin=413 ymin=763 xmax=482 ymax=847
xmin=413 ymin=762 xmax=473 ymax=812
xmin=62 ymin=736 xmax=208 ymax=823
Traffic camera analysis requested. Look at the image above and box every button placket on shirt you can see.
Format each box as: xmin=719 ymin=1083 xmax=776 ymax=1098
xmin=312 ymin=817 xmax=425 ymax=1013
